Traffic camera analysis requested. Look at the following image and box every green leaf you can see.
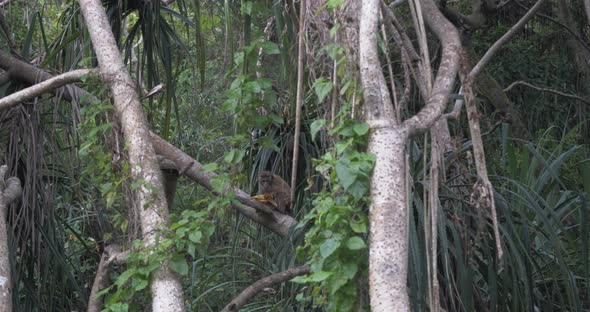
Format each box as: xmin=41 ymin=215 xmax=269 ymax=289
xmin=320 ymin=238 xmax=341 ymax=258
xmin=241 ymin=0 xmax=253 ymax=15
xmin=170 ymin=255 xmax=189 ymax=276
xmin=311 ymin=119 xmax=326 ymax=141
xmin=107 ymin=302 xmax=129 ymax=312
xmin=307 ymin=270 xmax=333 ymax=282
xmin=115 ymin=269 xmax=136 ymax=287
xmin=259 ymin=41 xmax=280 ymax=54
xmin=348 ymin=180 xmax=370 ymax=200
xmin=224 ymin=150 xmax=236 ymax=163
xmin=269 ymin=114 xmax=284 ymax=125
xmin=201 ymin=163 xmax=218 ymax=172
xmin=189 ymin=231 xmax=202 ymax=243
xmin=341 ymin=262 xmax=358 ymax=279
xmin=244 ymin=81 xmax=262 ymax=93
xmin=313 ymin=78 xmax=333 ymax=103
xmin=353 ymin=123 xmax=369 ymax=136
xmin=95 ymin=285 xmax=113 ymax=298
xmin=187 ymin=244 xmax=196 ymax=258
xmin=210 ymin=176 xmax=225 ymax=194
xmin=335 ymin=159 xmax=356 ymax=189
xmin=346 ymin=236 xmax=366 ymax=250
xmin=257 ymin=136 xmax=279 ymax=152
xmin=132 ymin=278 xmax=148 ymax=291
xmin=350 ymin=218 xmax=367 ymax=233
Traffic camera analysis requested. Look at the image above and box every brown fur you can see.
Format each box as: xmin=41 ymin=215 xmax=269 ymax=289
xmin=258 ymin=171 xmax=292 ymax=214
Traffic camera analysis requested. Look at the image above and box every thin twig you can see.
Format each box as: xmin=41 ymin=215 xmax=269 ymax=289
xmin=469 ymin=0 xmax=546 ymax=80
xmin=514 ymin=0 xmax=590 ymax=54
xmin=504 ymin=80 xmax=590 ymax=104
xmin=290 ymin=0 xmax=306 ymax=207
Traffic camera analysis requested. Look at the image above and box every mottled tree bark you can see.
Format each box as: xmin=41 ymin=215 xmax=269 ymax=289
xmin=77 ymin=0 xmax=184 ymax=310
xmin=0 ymin=165 xmax=22 ymax=312
xmin=360 ymin=0 xmax=460 ymax=310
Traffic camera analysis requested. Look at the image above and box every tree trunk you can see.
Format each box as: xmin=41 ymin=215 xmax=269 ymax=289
xmin=0 ymin=166 xmax=22 ymax=312
xmin=360 ymin=0 xmax=410 ymax=309
xmin=361 ymin=0 xmax=460 ymax=309
xmin=77 ymin=0 xmax=185 ymax=310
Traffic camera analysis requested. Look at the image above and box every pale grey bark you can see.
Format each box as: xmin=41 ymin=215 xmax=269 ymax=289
xmin=0 ymin=165 xmax=22 ymax=312
xmin=360 ymin=0 xmax=460 ymax=309
xmin=0 ymin=69 xmax=94 ymax=110
xmin=0 ymin=50 xmax=93 ymax=106
xmin=360 ymin=0 xmax=409 ymax=310
xmin=77 ymin=0 xmax=184 ymax=310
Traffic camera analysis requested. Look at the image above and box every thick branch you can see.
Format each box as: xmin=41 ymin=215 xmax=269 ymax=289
xmin=0 ymin=69 xmax=95 ymax=110
xmin=402 ymin=0 xmax=461 ymax=137
xmin=0 ymin=51 xmax=298 ymax=238
xmin=150 ymin=133 xmax=298 ymax=237
xmin=0 ymin=50 xmax=94 ymax=106
xmin=221 ymin=265 xmax=310 ymax=312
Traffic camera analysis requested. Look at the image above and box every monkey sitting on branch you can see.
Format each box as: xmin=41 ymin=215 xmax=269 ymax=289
xmin=252 ymin=171 xmax=292 ymax=215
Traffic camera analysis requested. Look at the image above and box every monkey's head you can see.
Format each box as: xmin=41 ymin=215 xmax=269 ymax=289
xmin=258 ymin=171 xmax=273 ymax=190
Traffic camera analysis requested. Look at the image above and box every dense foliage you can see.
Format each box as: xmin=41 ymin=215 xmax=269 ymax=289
xmin=0 ymin=0 xmax=588 ymax=311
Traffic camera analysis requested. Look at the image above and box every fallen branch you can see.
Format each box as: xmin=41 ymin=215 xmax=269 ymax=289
xmin=504 ymin=80 xmax=590 ymax=105
xmin=0 ymin=68 xmax=95 ymax=110
xmin=221 ymin=265 xmax=310 ymax=312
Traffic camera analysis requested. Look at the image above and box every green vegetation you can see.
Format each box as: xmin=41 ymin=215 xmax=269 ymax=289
xmin=0 ymin=0 xmax=588 ymax=311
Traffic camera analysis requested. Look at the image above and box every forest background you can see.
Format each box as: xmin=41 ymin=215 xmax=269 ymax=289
xmin=0 ymin=0 xmax=589 ymax=311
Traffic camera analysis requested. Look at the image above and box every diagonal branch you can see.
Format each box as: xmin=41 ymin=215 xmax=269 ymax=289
xmin=221 ymin=265 xmax=310 ymax=312
xmin=0 ymin=69 xmax=95 ymax=110
xmin=0 ymin=47 xmax=297 ymax=238
xmin=468 ymin=0 xmax=546 ymax=81
xmin=150 ymin=133 xmax=298 ymax=237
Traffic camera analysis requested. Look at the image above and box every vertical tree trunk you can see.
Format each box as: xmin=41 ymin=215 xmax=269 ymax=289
xmin=360 ymin=0 xmax=460 ymax=309
xmin=360 ymin=0 xmax=410 ymax=310
xmin=77 ymin=1 xmax=185 ymax=311
xmin=0 ymin=166 xmax=22 ymax=312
